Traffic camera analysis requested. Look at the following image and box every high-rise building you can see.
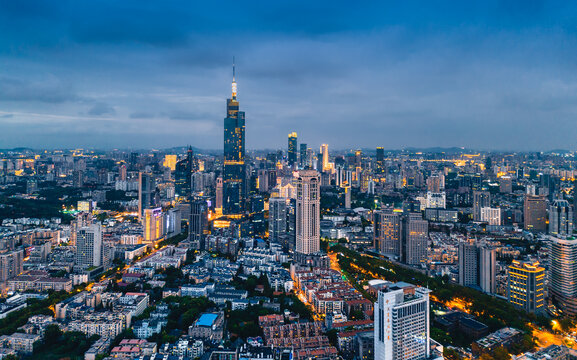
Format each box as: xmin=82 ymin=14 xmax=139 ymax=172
xmin=215 ymin=177 xmax=223 ymax=212
xmin=163 ymin=154 xmax=177 ymax=171
xmin=458 ymin=241 xmax=496 ymax=294
xmin=480 ymin=207 xmax=501 ymax=226
xmin=223 ymin=63 xmax=246 ymax=215
xmin=373 ymin=210 xmax=401 ymax=258
xmin=295 ymin=170 xmax=320 ymax=254
xmin=0 ymin=249 xmax=24 ymax=283
xmin=478 ymin=246 xmax=496 ymax=294
xmin=143 ymin=207 xmax=164 ymax=244
xmin=175 ymin=147 xmax=195 ymax=198
xmin=320 ymin=144 xmax=329 ymax=172
xmin=473 ymin=191 xmax=491 ymax=222
xmin=118 ymin=163 xmax=127 ymax=181
xmin=269 ymin=197 xmax=287 ymax=247
xmin=549 ymin=199 xmax=573 ymax=236
xmin=500 ymin=176 xmax=513 ymax=193
xmin=190 ymin=199 xmax=208 ymax=250
xmin=288 ymin=132 xmax=298 ymax=167
xmin=300 ymin=143 xmax=308 ymax=169
xmin=376 ymin=147 xmax=384 ymax=173
xmin=374 ymin=284 xmax=430 ymax=360
xmin=549 ymin=236 xmax=577 ymax=316
xmin=507 ymin=260 xmax=545 ymax=314
xmin=401 ymin=214 xmax=428 ymax=266
xmin=524 ymin=195 xmax=547 ymax=232
xmin=75 ymin=224 xmax=102 ymax=269
xmin=138 ymin=172 xmax=155 ymax=219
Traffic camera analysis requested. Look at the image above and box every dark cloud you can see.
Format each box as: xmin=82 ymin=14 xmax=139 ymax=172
xmin=1 ymin=1 xmax=577 ymax=150
xmin=0 ymin=76 xmax=79 ymax=103
xmin=87 ymin=103 xmax=115 ymax=116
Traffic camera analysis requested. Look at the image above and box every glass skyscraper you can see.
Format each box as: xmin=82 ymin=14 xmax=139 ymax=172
xmin=223 ymin=65 xmax=246 ymax=214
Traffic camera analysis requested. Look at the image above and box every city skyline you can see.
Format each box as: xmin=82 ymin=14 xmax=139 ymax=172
xmin=2 ymin=1 xmax=577 ymax=150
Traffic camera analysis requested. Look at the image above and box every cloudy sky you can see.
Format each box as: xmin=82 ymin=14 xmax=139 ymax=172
xmin=1 ymin=0 xmax=577 ymax=151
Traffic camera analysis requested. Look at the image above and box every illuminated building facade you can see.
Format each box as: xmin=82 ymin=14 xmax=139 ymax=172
xmin=549 ymin=236 xmax=577 ymax=316
xmin=288 ymin=132 xmax=297 ymax=167
xmin=223 ymin=64 xmax=246 ymax=215
xmin=143 ymin=207 xmax=164 ymax=244
xmin=295 ymin=170 xmax=320 ymax=254
xmin=374 ymin=284 xmax=430 ymax=360
xmin=507 ymin=260 xmax=545 ymax=314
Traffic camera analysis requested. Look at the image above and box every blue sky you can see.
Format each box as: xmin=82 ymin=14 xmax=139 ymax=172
xmin=1 ymin=0 xmax=577 ymax=150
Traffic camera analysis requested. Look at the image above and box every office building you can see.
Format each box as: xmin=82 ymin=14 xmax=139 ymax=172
xmin=223 ymin=64 xmax=246 ymax=214
xmin=458 ymin=241 xmax=496 ymax=294
xmin=269 ymin=197 xmax=287 ymax=246
xmin=143 ymin=208 xmax=164 ymax=244
xmin=549 ymin=199 xmax=573 ymax=236
xmin=288 ymin=132 xmax=298 ymax=167
xmin=376 ymin=147 xmax=384 ymax=173
xmin=473 ymin=191 xmax=491 ymax=222
xmin=175 ymin=147 xmax=195 ymax=198
xmin=300 ymin=143 xmax=308 ymax=169
xmin=373 ymin=210 xmax=401 ymax=258
xmin=320 ymin=144 xmax=329 ymax=172
xmin=374 ymin=284 xmax=430 ymax=360
xmin=295 ymin=170 xmax=320 ymax=254
xmin=190 ymin=199 xmax=208 ymax=250
xmin=75 ymin=224 xmax=102 ymax=269
xmin=507 ymin=260 xmax=545 ymax=314
xmin=138 ymin=172 xmax=155 ymax=219
xmin=401 ymin=214 xmax=429 ymax=266
xmin=480 ymin=207 xmax=501 ymax=226
xmin=524 ymin=195 xmax=547 ymax=232
xmin=425 ymin=192 xmax=446 ymax=209
xmin=549 ymin=236 xmax=577 ymax=316
xmin=499 ymin=176 xmax=513 ymax=193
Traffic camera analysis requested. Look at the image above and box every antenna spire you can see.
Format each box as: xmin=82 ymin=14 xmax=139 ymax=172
xmin=231 ymin=56 xmax=237 ymax=99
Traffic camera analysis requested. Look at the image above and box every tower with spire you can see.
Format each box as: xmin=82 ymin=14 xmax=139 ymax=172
xmin=223 ymin=58 xmax=246 ymax=214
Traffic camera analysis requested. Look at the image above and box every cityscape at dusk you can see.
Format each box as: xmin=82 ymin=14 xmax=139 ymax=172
xmin=2 ymin=1 xmax=577 ymax=360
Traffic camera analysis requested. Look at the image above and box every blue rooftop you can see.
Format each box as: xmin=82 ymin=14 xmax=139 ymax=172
xmin=196 ymin=313 xmax=218 ymax=327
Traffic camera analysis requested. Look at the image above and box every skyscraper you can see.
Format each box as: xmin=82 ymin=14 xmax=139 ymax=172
xmin=138 ymin=172 xmax=155 ymax=219
xmin=549 ymin=236 xmax=577 ymax=316
xmin=401 ymin=213 xmax=428 ymax=266
xmin=549 ymin=199 xmax=573 ymax=236
xmin=320 ymin=144 xmax=329 ymax=172
xmin=507 ymin=260 xmax=545 ymax=314
xmin=376 ymin=147 xmax=384 ymax=173
xmin=288 ymin=132 xmax=298 ymax=167
xmin=473 ymin=190 xmax=491 ymax=222
xmin=75 ymin=224 xmax=102 ymax=269
xmin=143 ymin=207 xmax=164 ymax=244
xmin=295 ymin=170 xmax=320 ymax=254
xmin=223 ymin=63 xmax=246 ymax=215
xmin=524 ymin=195 xmax=547 ymax=232
xmin=190 ymin=199 xmax=208 ymax=250
xmin=373 ymin=209 xmax=402 ymax=258
xmin=175 ymin=147 xmax=195 ymax=198
xmin=458 ymin=241 xmax=496 ymax=293
xmin=269 ymin=197 xmax=288 ymax=247
xmin=374 ymin=284 xmax=430 ymax=360
xmin=300 ymin=143 xmax=308 ymax=169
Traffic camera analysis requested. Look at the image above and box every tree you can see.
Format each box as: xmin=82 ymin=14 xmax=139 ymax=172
xmin=43 ymin=324 xmax=62 ymax=344
xmin=492 ymin=346 xmax=511 ymax=360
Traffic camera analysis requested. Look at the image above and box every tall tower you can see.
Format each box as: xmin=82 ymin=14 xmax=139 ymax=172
xmin=549 ymin=236 xmax=577 ymax=316
xmin=223 ymin=60 xmax=246 ymax=214
xmin=75 ymin=223 xmax=102 ymax=269
xmin=320 ymin=144 xmax=329 ymax=172
xmin=375 ymin=285 xmax=430 ymax=360
xmin=288 ymin=132 xmax=298 ymax=167
xmin=373 ymin=209 xmax=401 ymax=257
xmin=549 ymin=199 xmax=573 ymax=236
xmin=295 ymin=170 xmax=320 ymax=254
